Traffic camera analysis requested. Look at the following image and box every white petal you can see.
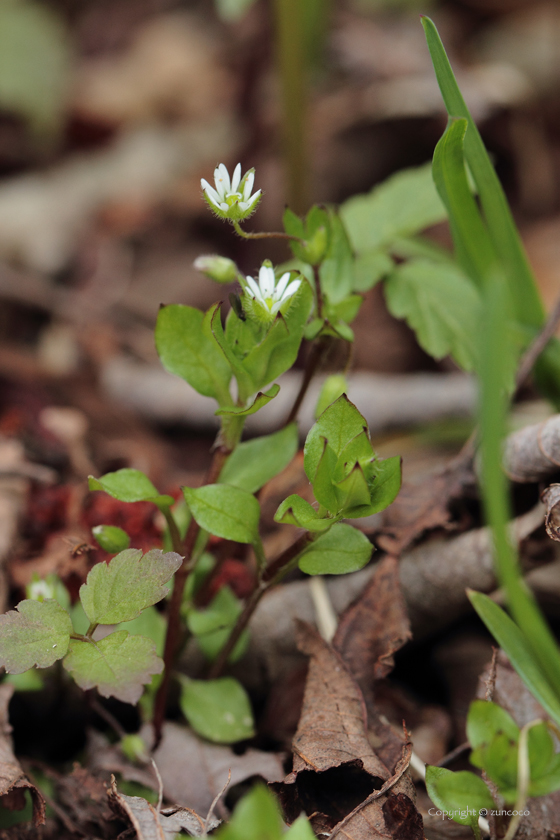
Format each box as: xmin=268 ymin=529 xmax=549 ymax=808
xmin=216 ymin=163 xmax=231 ymax=195
xmin=202 ymin=182 xmax=222 ymax=206
xmin=270 ymin=300 xmax=283 ymax=316
xmin=207 ymin=194 xmax=223 ymax=211
xmin=281 ymin=279 xmax=301 ymax=301
xmin=220 ymin=202 xmax=229 ymax=212
xmin=231 ymin=163 xmax=242 ymax=193
xmin=259 ymin=265 xmax=275 ymax=297
xmin=245 ymin=275 xmax=263 ymax=301
xmin=273 ymin=272 xmax=291 ymax=299
xmin=238 ymin=200 xmax=250 ymax=212
xmin=243 ymin=171 xmax=255 ymax=200
xmin=245 ymin=189 xmax=261 ymax=211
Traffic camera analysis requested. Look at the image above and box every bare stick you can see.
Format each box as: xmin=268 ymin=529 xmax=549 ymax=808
xmin=515 ymin=293 xmax=560 ymax=391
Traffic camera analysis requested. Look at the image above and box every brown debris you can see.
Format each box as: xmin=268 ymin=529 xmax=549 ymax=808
xmin=504 ymin=414 xmax=560 ymax=482
xmin=542 ymin=483 xmax=560 ymax=541
xmin=0 ymin=684 xmax=45 ymax=827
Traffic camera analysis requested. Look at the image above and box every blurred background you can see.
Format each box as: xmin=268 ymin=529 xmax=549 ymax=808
xmin=0 ymin=0 xmax=559 ymax=487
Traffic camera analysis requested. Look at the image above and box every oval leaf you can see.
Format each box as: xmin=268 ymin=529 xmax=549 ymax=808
xmin=88 ymin=468 xmax=174 ymax=508
xmin=63 ymin=630 xmax=163 ymax=704
xmin=92 ymin=525 xmax=130 ymax=554
xmin=0 ymin=599 xmax=72 ymax=673
xmin=183 ymin=484 xmax=260 ymax=544
xmin=179 ymin=676 xmax=254 ymax=743
xmin=298 ymin=523 xmax=372 ymax=575
xmin=220 ymin=424 xmax=298 ymax=494
xmin=80 ymin=549 xmax=183 ymax=625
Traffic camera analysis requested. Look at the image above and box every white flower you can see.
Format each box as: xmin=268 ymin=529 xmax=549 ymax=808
xmin=201 ymin=163 xmax=262 ymax=222
xmin=244 ymin=264 xmax=301 ymax=318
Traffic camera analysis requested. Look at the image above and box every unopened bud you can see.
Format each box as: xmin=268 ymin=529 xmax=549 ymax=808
xmin=194 ymin=255 xmax=238 ymax=284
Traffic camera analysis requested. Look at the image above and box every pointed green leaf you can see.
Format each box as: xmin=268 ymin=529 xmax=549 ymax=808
xmin=91 ymin=525 xmax=130 ymax=554
xmin=527 ymin=722 xmax=554 ymax=781
xmin=155 ymin=304 xmax=232 ymax=403
xmin=385 ymin=259 xmax=481 ymax=371
xmin=63 ymin=631 xmax=163 ymax=704
xmin=426 ymin=766 xmax=493 ymax=829
xmin=179 ymin=676 xmax=254 ymax=743
xmin=315 ymin=374 xmax=348 ymax=419
xmin=88 ymin=468 xmax=174 ymax=508
xmin=422 ymin=16 xmax=544 ymax=328
xmin=80 ymin=549 xmax=183 ymax=625
xmin=468 ymin=591 xmax=560 ymax=728
xmin=183 ymin=484 xmax=260 ymax=544
xmin=283 ymin=206 xmax=306 ymax=240
xmin=274 ymin=494 xmax=334 ymax=532
xmin=304 ymin=394 xmax=368 ymax=481
xmin=467 ymin=700 xmax=519 ymax=752
xmin=187 ymin=586 xmax=248 ymax=663
xmin=319 ymin=209 xmax=355 ymax=304
xmin=219 ymin=424 xmax=298 ymax=494
xmin=353 ymin=250 xmax=394 ymax=293
xmin=217 ymin=785 xmax=284 ymax=840
xmin=365 ymin=456 xmax=402 ymax=514
xmin=334 ymin=463 xmax=371 ymax=511
xmin=340 ymin=163 xmax=447 ymax=254
xmin=209 ymin=302 xmax=256 ymax=398
xmin=311 ymin=437 xmax=339 ymax=513
xmin=215 ymin=384 xmax=279 ymax=417
xmin=0 ymin=599 xmax=71 ymax=672
xmin=298 ymin=523 xmax=372 ymax=575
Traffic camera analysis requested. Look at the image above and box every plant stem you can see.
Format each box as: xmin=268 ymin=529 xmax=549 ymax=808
xmin=284 ymin=337 xmax=329 ymax=426
xmin=273 ymin=0 xmax=308 ymax=214
xmin=162 ymin=507 xmax=183 ymax=557
xmin=514 ymin=291 xmax=560 ymax=391
xmin=232 ymin=220 xmax=301 ymax=242
xmin=152 ymin=442 xmax=236 ymax=745
xmin=208 ymin=532 xmax=312 ymax=678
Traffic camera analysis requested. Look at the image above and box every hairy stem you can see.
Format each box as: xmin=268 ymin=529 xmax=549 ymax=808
xmin=208 ymin=532 xmax=312 ymax=678
xmin=152 ymin=443 xmax=236 ymax=744
xmin=232 ymin=220 xmax=301 ymax=242
xmin=284 ymin=336 xmax=329 ymax=426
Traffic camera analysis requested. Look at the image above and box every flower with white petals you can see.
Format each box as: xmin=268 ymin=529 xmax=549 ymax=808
xmin=243 ymin=263 xmax=301 ymax=321
xmin=201 ymin=163 xmax=262 ymax=222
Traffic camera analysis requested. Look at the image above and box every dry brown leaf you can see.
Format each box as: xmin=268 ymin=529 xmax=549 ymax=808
xmin=0 ymin=684 xmax=45 ymax=826
xmin=273 ymin=624 xmax=424 ymax=838
xmin=542 ymin=483 xmax=560 ymax=542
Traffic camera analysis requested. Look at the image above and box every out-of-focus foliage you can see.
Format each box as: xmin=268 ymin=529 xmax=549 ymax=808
xmin=0 ymin=0 xmax=71 ymax=135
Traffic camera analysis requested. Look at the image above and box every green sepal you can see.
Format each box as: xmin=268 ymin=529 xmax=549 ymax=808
xmin=274 ymin=494 xmax=334 ymax=532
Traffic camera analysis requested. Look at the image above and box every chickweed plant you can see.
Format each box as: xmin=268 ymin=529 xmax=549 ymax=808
xmin=1 ymin=14 xmax=560 ymax=838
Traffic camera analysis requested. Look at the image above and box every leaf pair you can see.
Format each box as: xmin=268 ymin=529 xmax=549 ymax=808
xmin=0 ymin=549 xmax=182 ymax=704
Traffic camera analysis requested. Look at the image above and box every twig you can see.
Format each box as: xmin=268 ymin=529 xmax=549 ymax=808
xmin=89 ymin=695 xmax=126 ymax=740
xmin=232 ymin=221 xmax=301 ymax=242
xmin=205 ymin=769 xmax=231 ymax=832
xmin=23 ymin=763 xmax=84 ymax=838
xmin=515 ymin=293 xmax=560 ymax=392
xmin=283 ymin=337 xmax=329 ymax=426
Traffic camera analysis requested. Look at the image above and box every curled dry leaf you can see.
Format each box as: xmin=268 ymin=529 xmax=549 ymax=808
xmin=272 ymin=623 xmax=424 ymax=839
xmin=542 ymin=483 xmax=560 ymax=542
xmin=0 ymin=684 xmax=45 ymax=827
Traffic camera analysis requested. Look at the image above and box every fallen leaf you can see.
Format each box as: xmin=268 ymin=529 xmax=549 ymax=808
xmin=88 ymin=723 xmax=284 ymax=817
xmin=273 ymin=623 xmax=423 ymax=839
xmin=0 ymin=684 xmax=45 ymax=826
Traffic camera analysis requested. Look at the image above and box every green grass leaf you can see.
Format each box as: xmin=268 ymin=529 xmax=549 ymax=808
xmin=0 ymin=599 xmax=71 ymax=672
xmin=468 ymin=591 xmax=560 ymax=728
xmin=179 ymin=676 xmax=254 ymax=743
xmin=79 ymin=549 xmax=182 ymax=625
xmin=183 ymin=484 xmax=260 ymax=544
xmin=88 ymin=468 xmax=174 ymax=508
xmin=298 ymin=522 xmax=372 ymax=575
xmin=219 ymin=424 xmax=298 ymax=494
xmin=64 ymin=631 xmax=163 ymax=704
xmin=155 ymin=304 xmax=232 ymax=404
xmin=385 ymin=259 xmax=481 ymax=370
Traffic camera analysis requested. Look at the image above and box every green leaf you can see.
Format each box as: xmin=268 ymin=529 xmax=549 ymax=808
xmin=319 ymin=209 xmax=356 ymax=304
xmin=426 ymin=766 xmax=493 ymax=830
xmin=187 ymin=586 xmax=248 ymax=663
xmin=117 ymin=606 xmax=166 ymax=657
xmin=209 ymin=302 xmax=256 ymax=399
xmin=311 ymin=437 xmax=339 ymax=513
xmin=285 ymin=816 xmax=317 ymax=840
xmin=63 ymin=631 xmax=163 ymax=704
xmin=467 ymin=700 xmax=519 ymax=752
xmin=432 ymin=118 xmax=497 ymax=287
xmin=91 ymin=525 xmax=130 ymax=554
xmin=385 ymin=259 xmax=481 ymax=371
xmin=242 ymin=281 xmax=313 ymax=390
xmin=527 ymin=722 xmax=554 ymax=782
xmin=298 ymin=523 xmax=372 ymax=575
xmin=0 ymin=0 xmax=71 ymax=135
xmin=274 ymin=494 xmax=334 ymax=532
xmin=215 ymin=0 xmax=257 ymax=22
xmin=468 ymin=591 xmax=560 ymax=729
xmin=315 ymin=374 xmax=348 ymax=419
xmin=88 ymin=469 xmax=174 ymax=508
xmin=0 ymin=599 xmax=72 ymax=673
xmin=216 ymin=785 xmax=284 ymax=840
xmin=353 ymin=251 xmax=394 ymax=293
xmin=365 ymin=456 xmax=402 ymax=515
xmin=179 ymin=676 xmax=254 ymax=743
xmin=340 ymin=163 xmax=447 ymax=254
xmin=215 ymin=384 xmax=280 ymax=417
xmin=183 ymin=484 xmax=260 ymax=544
xmin=325 ymin=294 xmax=363 ymax=325
xmin=334 ymin=463 xmax=371 ymax=511
xmin=219 ymin=424 xmax=298 ymax=494
xmin=422 ymin=16 xmax=544 ymax=329
xmin=155 ymin=304 xmax=232 ymax=404
xmin=304 ymin=394 xmax=369 ymax=481
xmin=80 ymin=549 xmax=183 ymax=625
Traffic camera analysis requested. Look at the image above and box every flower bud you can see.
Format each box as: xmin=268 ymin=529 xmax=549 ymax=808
xmin=194 ymin=255 xmax=238 ymax=284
